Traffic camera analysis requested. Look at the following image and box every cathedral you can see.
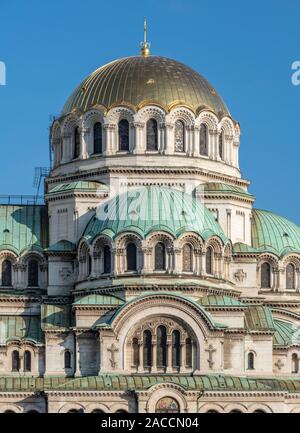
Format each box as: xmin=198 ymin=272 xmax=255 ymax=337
xmin=1 ymin=25 xmax=300 ymax=414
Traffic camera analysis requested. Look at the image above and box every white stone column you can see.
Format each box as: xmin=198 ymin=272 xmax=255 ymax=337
xmin=193 ymin=127 xmax=200 ymax=157
xmin=104 ymin=124 xmax=116 ymax=155
xmin=164 ymin=123 xmax=173 ymax=155
xmin=61 ymin=133 xmax=71 ymax=163
xmin=133 ymin=122 xmax=144 ymax=154
xmin=81 ymin=127 xmax=90 ymax=159
xmin=233 ymin=141 xmax=240 ymax=168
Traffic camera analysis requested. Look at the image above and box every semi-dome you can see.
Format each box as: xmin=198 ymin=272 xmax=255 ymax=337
xmin=62 ymin=55 xmax=230 ymax=117
xmin=83 ymin=186 xmax=227 ymax=242
xmin=252 ymin=209 xmax=300 ymax=256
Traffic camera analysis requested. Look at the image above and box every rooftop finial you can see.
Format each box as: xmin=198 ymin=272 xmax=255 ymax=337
xmin=140 ymin=17 xmax=150 ymax=57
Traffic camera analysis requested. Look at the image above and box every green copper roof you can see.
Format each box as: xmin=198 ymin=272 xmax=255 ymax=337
xmin=83 ymin=186 xmax=227 ymax=242
xmin=0 ymin=315 xmax=44 ymax=344
xmin=2 ymin=374 xmax=300 ymax=393
xmin=46 ymin=240 xmax=76 ymax=252
xmin=252 ymin=209 xmax=300 ymax=256
xmin=273 ymin=319 xmax=300 ymax=347
xmin=244 ymin=306 xmax=275 ymax=331
xmin=41 ymin=304 xmax=71 ymax=330
xmin=0 ymin=205 xmax=48 ymax=255
xmin=197 ymin=182 xmax=254 ymax=199
xmin=48 ymin=181 xmax=108 ymax=194
xmin=198 ymin=295 xmax=244 ymax=307
xmin=61 ymin=56 xmax=230 ymax=117
xmin=233 ymin=242 xmax=258 ymax=254
xmin=73 ymin=294 xmax=124 ymax=306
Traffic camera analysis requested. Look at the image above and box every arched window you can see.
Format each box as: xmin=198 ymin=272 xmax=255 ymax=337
xmin=64 ymin=350 xmax=71 ymax=369
xmin=200 ymin=124 xmax=208 ymax=156
xmin=157 ymin=325 xmax=167 ymax=368
xmin=93 ymin=122 xmax=102 ymax=154
xmin=74 ymin=126 xmax=80 ymax=159
xmin=172 ymin=330 xmax=180 ymax=367
xmin=24 ymin=350 xmax=31 ymax=372
xmin=286 ymin=263 xmax=296 ymax=289
xmin=261 ymin=262 xmax=271 ymax=288
xmin=182 ymin=243 xmax=193 ymax=272
xmin=186 ymin=338 xmax=192 ymax=368
xmin=12 ymin=350 xmax=20 ymax=372
xmin=126 ymin=243 xmax=137 ymax=271
xmin=218 ymin=130 xmax=224 ymax=160
xmin=91 ymin=409 xmax=105 ymax=413
xmin=2 ymin=259 xmax=12 ymax=286
xmin=155 ymin=397 xmax=180 ymax=413
xmin=292 ymin=353 xmax=299 ymax=373
xmin=118 ymin=119 xmax=129 ymax=151
xmin=174 ymin=120 xmax=185 ymax=152
xmin=28 ymin=259 xmax=39 ymax=287
xmin=143 ymin=330 xmax=152 ymax=368
xmin=206 ymin=246 xmax=213 ymax=275
xmin=87 ymin=254 xmax=92 ymax=276
xmin=155 ymin=242 xmax=166 ymax=270
xmin=146 ymin=119 xmax=158 ymax=151
xmin=247 ymin=352 xmax=254 ymax=370
xmin=132 ymin=337 xmax=139 ymax=368
xmin=103 ymin=246 xmax=111 ymax=274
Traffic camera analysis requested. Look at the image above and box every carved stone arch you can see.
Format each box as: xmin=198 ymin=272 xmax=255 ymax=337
xmin=281 ymin=254 xmax=300 ymax=270
xmin=135 ymin=105 xmax=166 ymax=125
xmin=0 ymin=250 xmax=18 ymax=264
xmin=224 ymin=240 xmax=233 ymax=258
xmin=196 ymin=110 xmax=219 ymax=130
xmin=78 ymin=240 xmax=91 ymax=261
xmin=223 ymin=403 xmax=248 ymax=413
xmin=198 ymin=403 xmax=225 ymax=413
xmin=205 ymin=236 xmax=223 ymax=254
xmin=106 ymin=106 xmax=135 ymax=124
xmin=115 ymin=232 xmax=143 ymax=249
xmin=146 ymin=383 xmax=188 ymax=413
xmin=19 ymin=250 xmax=45 ymax=265
xmin=82 ymin=108 xmax=105 ymax=129
xmin=92 ymin=234 xmax=112 ymax=253
xmin=219 ymin=116 xmax=235 ymax=137
xmin=58 ymin=403 xmax=85 ymax=413
xmin=248 ymin=403 xmax=273 ymax=413
xmin=61 ymin=112 xmax=80 ymax=135
xmin=86 ymin=403 xmax=110 ymax=413
xmin=145 ymin=231 xmax=174 ymax=249
xmin=0 ymin=404 xmax=23 ymax=413
xmin=167 ymin=106 xmax=195 ymax=127
xmin=51 ymin=120 xmax=62 ymax=146
xmin=257 ymin=253 xmax=278 ymax=269
xmin=175 ymin=232 xmax=203 ymax=251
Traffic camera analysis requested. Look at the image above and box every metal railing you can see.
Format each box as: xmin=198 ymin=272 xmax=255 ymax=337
xmin=0 ymin=195 xmax=45 ymax=205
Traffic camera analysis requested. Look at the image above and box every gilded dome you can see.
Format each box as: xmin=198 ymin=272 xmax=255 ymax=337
xmin=62 ymin=56 xmax=230 ymax=116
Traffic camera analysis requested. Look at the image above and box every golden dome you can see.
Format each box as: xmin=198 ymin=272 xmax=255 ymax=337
xmin=62 ymin=55 xmax=230 ymax=116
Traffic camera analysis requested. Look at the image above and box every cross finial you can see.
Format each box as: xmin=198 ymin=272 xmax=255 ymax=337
xmin=140 ymin=17 xmax=151 ymax=57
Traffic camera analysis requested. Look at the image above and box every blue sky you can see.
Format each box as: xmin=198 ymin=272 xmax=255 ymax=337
xmin=0 ymin=0 xmax=299 ymax=223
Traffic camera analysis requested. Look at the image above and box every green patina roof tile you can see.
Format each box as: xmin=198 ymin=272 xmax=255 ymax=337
xmin=197 ymin=182 xmax=255 ymax=200
xmin=48 ymin=181 xmax=109 ymax=194
xmin=245 ymin=305 xmax=275 ymax=331
xmin=73 ymin=294 xmax=124 ymax=306
xmin=41 ymin=304 xmax=71 ymax=330
xmin=0 ymin=315 xmax=44 ymax=344
xmin=0 ymin=205 xmax=48 ymax=254
xmin=198 ymin=295 xmax=244 ymax=307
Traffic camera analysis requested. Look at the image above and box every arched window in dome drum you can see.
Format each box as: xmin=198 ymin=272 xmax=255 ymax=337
xmin=261 ymin=262 xmax=271 ymax=288
xmin=174 ymin=120 xmax=185 ymax=152
xmin=172 ymin=330 xmax=180 ymax=367
xmin=126 ymin=243 xmax=137 ymax=271
xmin=1 ymin=259 xmax=12 ymax=286
xmin=185 ymin=338 xmax=192 ymax=367
xmin=157 ymin=325 xmax=167 ymax=368
xmin=12 ymin=351 xmax=20 ymax=372
xmin=64 ymin=350 xmax=71 ymax=369
xmin=28 ymin=259 xmax=39 ymax=287
xmin=206 ymin=246 xmax=213 ymax=275
xmin=93 ymin=122 xmax=102 ymax=154
xmin=146 ymin=119 xmax=158 ymax=151
xmin=118 ymin=119 xmax=129 ymax=151
xmin=182 ymin=243 xmax=193 ymax=272
xmin=200 ymin=124 xmax=208 ymax=156
xmin=74 ymin=127 xmax=80 ymax=159
xmin=286 ymin=263 xmax=295 ymax=289
xmin=24 ymin=351 xmax=31 ymax=372
xmin=132 ymin=337 xmax=139 ymax=367
xmin=103 ymin=246 xmax=111 ymax=274
xmin=218 ymin=130 xmax=224 ymax=160
xmin=292 ymin=353 xmax=299 ymax=373
xmin=155 ymin=242 xmax=166 ymax=270
xmin=143 ymin=330 xmax=152 ymax=367
xmin=247 ymin=352 xmax=254 ymax=370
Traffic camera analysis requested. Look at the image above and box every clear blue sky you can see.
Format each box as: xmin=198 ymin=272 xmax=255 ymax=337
xmin=0 ymin=0 xmax=299 ymax=223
